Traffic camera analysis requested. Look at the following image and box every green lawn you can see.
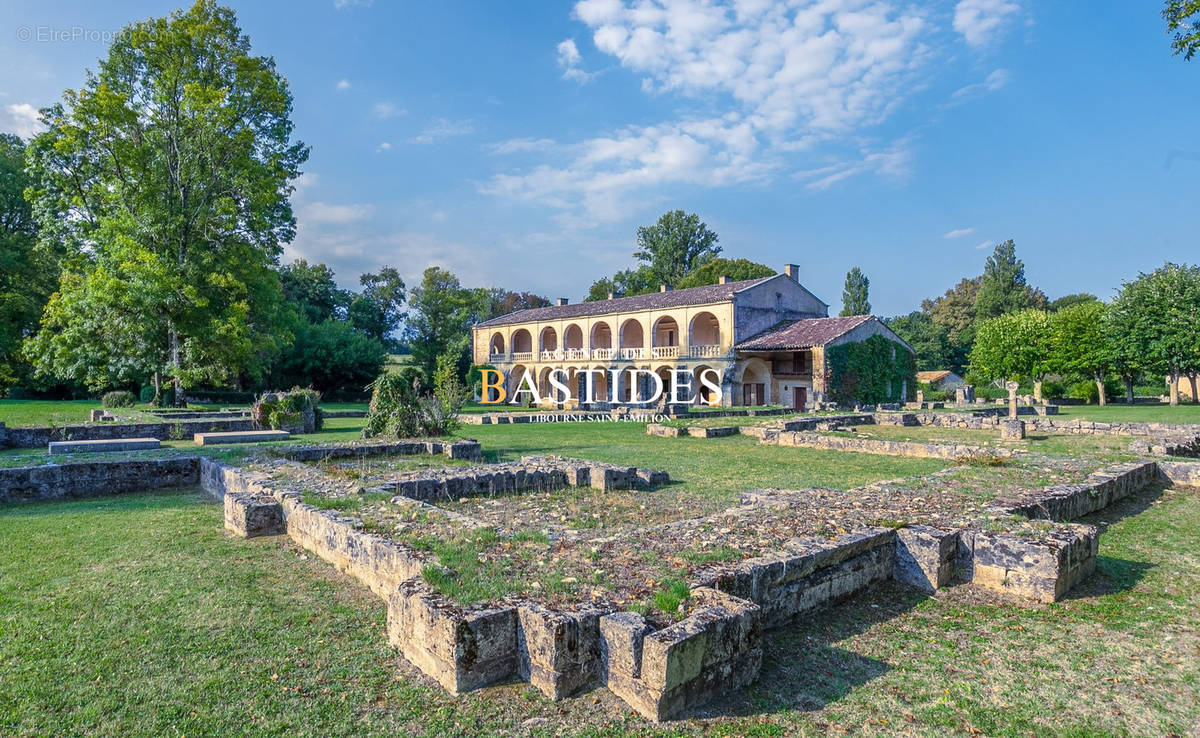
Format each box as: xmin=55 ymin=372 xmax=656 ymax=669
xmin=0 ymin=400 xmax=103 ymax=426
xmin=454 ymin=421 xmax=944 ymax=503
xmin=1 ymin=482 xmax=1195 ymax=736
xmin=1052 ymin=403 xmax=1200 ymax=423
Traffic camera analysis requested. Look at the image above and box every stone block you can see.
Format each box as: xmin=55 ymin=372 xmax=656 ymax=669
xmin=957 ymin=525 xmax=1099 ymax=602
xmin=386 ymin=581 xmax=518 ymax=694
xmin=894 ymin=525 xmax=958 ymax=593
xmin=636 ymin=468 xmax=670 ymax=489
xmin=194 ymin=430 xmax=289 ymax=445
xmin=516 ymin=603 xmax=605 ymax=699
xmin=48 ymin=438 xmax=161 ymax=454
xmin=1000 ymin=420 xmax=1026 ymax=440
xmin=223 ymin=492 xmax=284 ymax=537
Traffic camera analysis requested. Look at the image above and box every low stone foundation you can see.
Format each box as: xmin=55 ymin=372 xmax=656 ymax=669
xmin=956 ymin=525 xmax=1099 ymax=602
xmin=273 ymin=438 xmax=483 ymax=463
xmin=0 ymin=457 xmax=199 ymax=503
xmin=1 ymin=417 xmax=266 ymax=449
xmin=1156 ymin=460 xmax=1200 ymax=487
xmin=768 ymin=431 xmax=1016 ymax=461
xmin=997 ymin=461 xmax=1157 ymax=521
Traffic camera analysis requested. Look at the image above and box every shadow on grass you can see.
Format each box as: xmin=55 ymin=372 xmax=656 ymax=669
xmin=700 ymin=581 xmax=927 ymax=719
xmin=0 ymin=487 xmax=208 ymax=519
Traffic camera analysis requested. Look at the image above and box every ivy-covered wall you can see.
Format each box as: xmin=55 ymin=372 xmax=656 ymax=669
xmin=825 ymin=335 xmax=916 ymax=405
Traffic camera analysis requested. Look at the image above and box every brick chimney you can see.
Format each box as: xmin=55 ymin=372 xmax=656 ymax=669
xmin=783 ymin=264 xmax=799 ymax=281
xmin=718 ymin=276 xmax=729 ymax=284
xmin=555 ymin=298 xmax=568 ymax=306
xmin=659 ymin=284 xmax=671 ymax=292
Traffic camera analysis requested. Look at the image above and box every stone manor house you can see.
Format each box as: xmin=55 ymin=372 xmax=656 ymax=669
xmin=472 ymin=264 xmax=912 ymax=410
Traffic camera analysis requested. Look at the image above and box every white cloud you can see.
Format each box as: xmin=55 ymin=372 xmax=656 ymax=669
xmin=557 ymin=38 xmax=596 ymax=82
xmin=407 ymin=118 xmax=474 ymax=145
xmin=376 ymin=141 xmax=392 ymax=153
xmin=975 ymin=239 xmax=994 ymax=250
xmin=372 ymin=102 xmax=405 ymax=119
xmin=1 ymin=103 xmax=43 ymax=139
xmin=487 ymin=137 xmax=556 ymax=154
xmin=336 ymin=79 xmax=351 ymax=91
xmin=951 ymin=68 xmax=1010 ymax=99
xmin=953 ymin=0 xmax=1020 ymax=47
xmin=486 ymin=0 xmax=933 ymax=222
xmin=334 ymin=0 xmax=372 ymax=8
xmin=943 ymin=227 xmax=976 ymax=239
xmin=297 ymin=201 xmax=374 ymax=225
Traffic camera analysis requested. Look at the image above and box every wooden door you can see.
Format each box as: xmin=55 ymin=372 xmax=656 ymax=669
xmin=793 ymin=387 xmax=807 ymax=412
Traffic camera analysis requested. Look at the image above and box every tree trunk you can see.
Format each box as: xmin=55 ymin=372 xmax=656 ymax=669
xmin=170 ymin=326 xmax=186 ymax=407
xmin=1190 ymin=373 xmax=1198 ymax=405
xmin=1095 ymin=375 xmax=1106 ymax=406
xmin=153 ymin=371 xmax=161 ymax=406
xmin=1033 ymin=379 xmax=1043 ymax=404
xmin=1124 ymin=377 xmax=1134 ymax=404
xmin=1169 ymin=372 xmax=1179 ymax=406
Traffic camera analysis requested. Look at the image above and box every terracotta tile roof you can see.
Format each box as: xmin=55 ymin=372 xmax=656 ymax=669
xmin=735 ymin=315 xmax=874 ymax=351
xmin=917 ymin=370 xmax=954 ymax=383
xmin=476 ymin=276 xmax=774 ymax=327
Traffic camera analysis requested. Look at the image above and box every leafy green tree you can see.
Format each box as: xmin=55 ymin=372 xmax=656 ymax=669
xmin=1164 ymin=0 xmax=1200 ymax=59
xmin=1109 ymin=263 xmax=1200 ymax=405
xmin=24 ymin=1 xmax=307 ymax=402
xmin=1048 ymin=293 xmax=1099 ymax=312
xmin=633 ymin=210 xmax=721 ymax=288
xmin=280 ymin=259 xmax=346 ymax=324
xmin=840 ymin=267 xmax=871 ymax=316
xmin=921 ymin=277 xmax=980 ymax=372
xmin=267 ymin=319 xmax=384 ymax=393
xmin=968 ymin=309 xmax=1053 ymax=400
xmin=0 ymin=134 xmax=57 ymax=392
xmin=483 ymin=289 xmax=550 ymax=317
xmin=1050 ymin=301 xmax=1115 ymax=405
xmin=348 ymin=266 xmax=406 ymax=343
xmin=676 ymin=258 xmax=775 ymax=288
xmin=405 ymin=267 xmax=479 ymax=380
xmin=884 ymin=312 xmax=953 ymax=371
xmin=584 ymin=266 xmax=657 ymax=301
xmin=974 ymin=240 xmax=1047 ymax=321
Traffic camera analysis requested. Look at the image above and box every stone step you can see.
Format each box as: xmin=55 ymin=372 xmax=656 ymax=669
xmin=48 ymin=438 xmax=162 ymax=454
xmin=193 ymin=430 xmax=290 ymax=446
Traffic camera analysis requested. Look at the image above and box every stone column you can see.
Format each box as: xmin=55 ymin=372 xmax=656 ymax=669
xmin=916 ymin=390 xmax=924 ymax=407
xmin=1006 ymin=381 xmax=1020 ymax=420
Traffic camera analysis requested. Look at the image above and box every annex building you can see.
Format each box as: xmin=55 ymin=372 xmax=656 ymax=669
xmin=472 ymin=265 xmax=912 ymax=409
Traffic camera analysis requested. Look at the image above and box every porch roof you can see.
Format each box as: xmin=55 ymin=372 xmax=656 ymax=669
xmin=735 ymin=315 xmax=873 ymax=351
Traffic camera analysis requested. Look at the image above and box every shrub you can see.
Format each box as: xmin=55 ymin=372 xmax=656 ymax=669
xmin=101 ymin=390 xmax=136 ymax=408
xmin=251 ymin=387 xmax=322 ymax=431
xmin=138 ymin=385 xmax=156 ymax=404
xmin=362 ymin=357 xmax=465 ymax=439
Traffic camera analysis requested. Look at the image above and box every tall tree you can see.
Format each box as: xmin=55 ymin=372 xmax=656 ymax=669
xmin=348 ymin=266 xmax=406 ymax=343
xmin=840 ymin=267 xmax=871 ymax=316
xmin=968 ymin=309 xmax=1053 ymax=400
xmin=676 ymin=257 xmax=775 ymax=288
xmin=481 ymin=289 xmax=550 ymax=318
xmin=0 ymin=134 xmax=57 ymax=392
xmin=975 ymin=240 xmax=1046 ymax=320
xmin=884 ymin=312 xmax=953 ymax=372
xmin=1048 ymin=293 xmax=1099 ymax=312
xmin=633 ymin=210 xmax=721 ymax=288
xmin=1050 ymin=301 xmax=1115 ymax=405
xmin=24 ymin=1 xmax=307 ymax=401
xmin=1110 ymin=263 xmax=1200 ymax=406
xmin=921 ymin=277 xmax=981 ymax=372
xmin=1164 ymin=0 xmax=1200 ymax=59
xmin=405 ymin=267 xmax=477 ymax=380
xmin=584 ymin=266 xmax=657 ymax=302
xmin=280 ymin=259 xmax=346 ymax=324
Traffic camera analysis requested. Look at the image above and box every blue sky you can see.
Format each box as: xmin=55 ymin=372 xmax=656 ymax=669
xmin=1 ymin=1 xmax=1197 ymax=315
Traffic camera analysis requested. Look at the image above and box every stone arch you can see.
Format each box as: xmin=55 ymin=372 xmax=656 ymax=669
xmin=489 ymin=331 xmax=505 ymax=355
xmin=508 ymin=364 xmax=529 ymax=401
xmin=511 ymin=329 xmax=532 ymax=354
xmin=737 ymin=358 xmax=772 ymax=406
xmin=619 ymin=319 xmax=644 ymax=348
xmin=689 ymin=311 xmax=721 ymax=347
xmin=591 ymin=322 xmax=613 ymax=350
xmin=539 ymin=326 xmax=558 ymax=353
xmin=563 ymin=323 xmax=584 ymax=350
xmin=692 ymin=364 xmax=718 ymax=405
xmin=652 ymin=316 xmax=679 ymax=347
xmin=585 ymin=366 xmax=611 ymax=403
